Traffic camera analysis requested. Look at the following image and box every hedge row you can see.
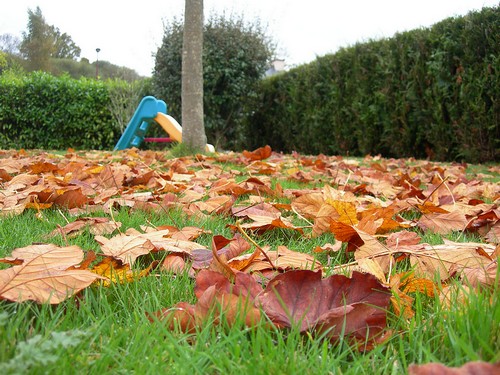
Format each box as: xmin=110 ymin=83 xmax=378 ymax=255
xmin=0 ymin=72 xmax=151 ymax=150
xmin=244 ymin=6 xmax=499 ymax=162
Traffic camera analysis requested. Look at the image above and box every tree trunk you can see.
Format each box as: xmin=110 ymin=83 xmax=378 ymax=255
xmin=182 ymin=0 xmax=206 ymax=152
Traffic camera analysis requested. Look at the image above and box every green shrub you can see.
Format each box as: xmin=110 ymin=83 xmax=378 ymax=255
xmin=245 ymin=6 xmax=499 ymax=162
xmin=153 ymin=14 xmax=274 ymax=150
xmin=0 ymin=71 xmax=114 ymax=149
xmin=0 ymin=72 xmax=152 ymax=150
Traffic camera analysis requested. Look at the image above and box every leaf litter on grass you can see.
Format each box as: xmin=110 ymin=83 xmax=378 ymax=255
xmin=0 ymin=147 xmax=499 ymax=360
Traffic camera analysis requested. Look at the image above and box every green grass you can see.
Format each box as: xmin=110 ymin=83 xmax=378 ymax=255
xmin=1 ymin=151 xmax=499 ymax=374
xmin=1 ymin=207 xmax=498 ymax=374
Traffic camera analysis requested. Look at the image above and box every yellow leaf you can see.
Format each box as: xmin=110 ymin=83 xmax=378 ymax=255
xmin=328 ymin=200 xmax=359 ymax=225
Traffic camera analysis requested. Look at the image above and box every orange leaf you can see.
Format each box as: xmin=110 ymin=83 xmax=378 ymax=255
xmin=329 ymin=221 xmax=360 ymax=248
xmin=242 ymin=145 xmax=272 ymax=161
xmin=230 ymin=245 xmax=322 ymax=273
xmin=53 ymin=187 xmax=89 ymax=208
xmin=328 ymin=200 xmax=358 ymax=225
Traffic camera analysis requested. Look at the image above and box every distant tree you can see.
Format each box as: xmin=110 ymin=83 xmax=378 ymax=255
xmin=153 ymin=13 xmax=274 ymax=149
xmin=19 ymin=7 xmax=81 ymax=71
xmin=51 ymin=28 xmax=81 ymax=59
xmin=182 ymin=0 xmax=206 ymax=152
xmin=20 ymin=7 xmax=55 ymax=71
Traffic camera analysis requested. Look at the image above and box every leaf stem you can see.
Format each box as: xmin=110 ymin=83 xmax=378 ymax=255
xmin=235 ymin=220 xmax=276 ymax=269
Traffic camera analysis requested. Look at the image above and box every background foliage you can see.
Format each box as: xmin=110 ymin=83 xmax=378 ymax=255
xmin=0 ymin=7 xmax=497 ymax=162
xmin=0 ymin=71 xmax=151 ymax=150
xmin=245 ymin=6 xmax=499 ymax=162
xmin=153 ymin=14 xmax=274 ymax=149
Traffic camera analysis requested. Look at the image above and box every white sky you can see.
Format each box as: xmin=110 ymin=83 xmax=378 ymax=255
xmin=1 ymin=0 xmax=498 ymax=76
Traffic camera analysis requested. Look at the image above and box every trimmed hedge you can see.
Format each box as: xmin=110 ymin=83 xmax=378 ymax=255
xmin=0 ymin=72 xmax=152 ymax=150
xmin=245 ymin=6 xmax=499 ymax=162
xmin=0 ymin=72 xmax=115 ymax=150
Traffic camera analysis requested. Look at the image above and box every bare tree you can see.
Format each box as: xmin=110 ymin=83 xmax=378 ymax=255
xmin=181 ymin=0 xmax=207 ymax=152
xmin=0 ymin=34 xmax=21 ymax=55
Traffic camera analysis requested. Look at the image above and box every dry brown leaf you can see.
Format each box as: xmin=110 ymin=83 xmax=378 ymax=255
xmin=312 ymin=204 xmax=340 ymax=237
xmin=242 ymin=145 xmax=272 ymax=161
xmin=230 ymin=245 xmax=322 ymax=273
xmin=95 ymin=233 xmax=157 ymax=266
xmin=234 ymin=212 xmax=304 ymax=234
xmin=291 ymin=192 xmax=325 ymax=219
xmin=462 ymin=261 xmax=499 ymax=287
xmin=353 ymin=228 xmax=393 ymax=273
xmin=408 ymin=241 xmax=494 ymax=281
xmin=48 ymin=217 xmax=121 ymax=238
xmin=314 ymin=242 xmax=343 ymax=253
xmin=161 ymin=254 xmax=194 ymax=276
xmin=386 ymin=230 xmax=422 ymax=248
xmin=418 ymin=211 xmax=469 ymax=234
xmin=190 ymin=195 xmax=234 ymax=214
xmin=0 ymin=244 xmax=102 ymax=303
xmin=96 ymin=229 xmax=207 ymax=265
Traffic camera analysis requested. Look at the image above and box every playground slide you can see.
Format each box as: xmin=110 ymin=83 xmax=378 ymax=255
xmin=114 ymin=96 xmax=215 ymax=152
xmin=114 ymin=96 xmax=167 ymax=151
xmin=154 ymin=113 xmax=183 ymax=143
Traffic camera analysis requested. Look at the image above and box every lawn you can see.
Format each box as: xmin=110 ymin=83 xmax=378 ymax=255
xmin=0 ymin=147 xmax=499 ymax=374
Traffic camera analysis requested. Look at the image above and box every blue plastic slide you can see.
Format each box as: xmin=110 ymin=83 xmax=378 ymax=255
xmin=114 ymin=96 xmax=167 ymax=151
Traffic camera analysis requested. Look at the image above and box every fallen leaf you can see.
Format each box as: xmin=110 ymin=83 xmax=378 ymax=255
xmin=418 ymin=211 xmax=468 ymax=234
xmin=52 ymin=186 xmax=89 ymax=208
xmin=91 ymin=257 xmax=156 ymax=286
xmin=95 ymin=233 xmax=156 ymax=266
xmin=462 ymin=261 xmax=499 ymax=287
xmin=230 ymin=245 xmax=321 ymax=274
xmin=0 ymin=244 xmax=102 ymax=303
xmin=149 ymin=270 xmax=262 ymax=331
xmin=96 ymin=229 xmax=207 ymax=266
xmin=234 ymin=213 xmax=304 ymax=235
xmin=243 ymin=145 xmax=272 ymax=161
xmin=161 ymin=254 xmax=194 ymax=277
xmin=409 ymin=241 xmax=494 ymax=281
xmin=314 ymin=242 xmax=343 ymax=253
xmin=258 ymin=270 xmax=391 ymax=343
xmin=48 ymin=217 xmax=121 ymax=238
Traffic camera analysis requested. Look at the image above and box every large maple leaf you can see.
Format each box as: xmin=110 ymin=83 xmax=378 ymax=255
xmin=0 ymin=244 xmax=102 ymax=304
xmin=150 ymin=269 xmax=390 ymax=346
xmin=258 ymin=270 xmax=391 ymax=343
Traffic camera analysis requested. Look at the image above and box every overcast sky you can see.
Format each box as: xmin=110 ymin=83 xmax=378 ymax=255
xmin=1 ymin=0 xmax=498 ymax=76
